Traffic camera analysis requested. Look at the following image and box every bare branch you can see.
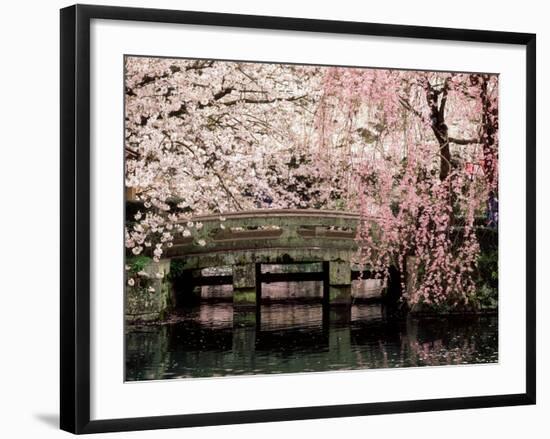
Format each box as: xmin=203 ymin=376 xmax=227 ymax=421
xmin=448 ymin=137 xmax=481 ymax=145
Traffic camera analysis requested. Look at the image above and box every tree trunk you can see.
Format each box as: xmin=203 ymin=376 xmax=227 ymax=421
xmin=425 ymin=80 xmax=451 ymax=182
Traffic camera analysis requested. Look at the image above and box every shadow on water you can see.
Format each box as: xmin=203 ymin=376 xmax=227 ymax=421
xmin=125 ymin=300 xmax=498 ymax=381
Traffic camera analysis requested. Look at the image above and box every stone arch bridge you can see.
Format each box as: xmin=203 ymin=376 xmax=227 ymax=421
xmin=166 ymin=209 xmax=397 ymax=305
xmin=126 ymin=209 xmax=400 ymax=322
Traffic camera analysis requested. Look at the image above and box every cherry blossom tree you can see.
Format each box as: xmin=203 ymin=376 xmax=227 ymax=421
xmin=318 ymin=68 xmax=498 ymax=309
xmin=124 ymin=57 xmax=498 ymax=309
xmin=125 ymin=57 xmax=323 ymax=258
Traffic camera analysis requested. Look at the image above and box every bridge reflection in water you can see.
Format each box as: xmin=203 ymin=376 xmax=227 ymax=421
xmin=125 ymin=302 xmax=498 ymax=381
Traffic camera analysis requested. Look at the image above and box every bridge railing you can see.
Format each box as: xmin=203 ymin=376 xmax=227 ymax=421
xmin=167 ymin=209 xmax=362 ymax=256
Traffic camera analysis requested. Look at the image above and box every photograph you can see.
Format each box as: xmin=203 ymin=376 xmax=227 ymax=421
xmin=123 ymin=56 xmax=499 ymax=381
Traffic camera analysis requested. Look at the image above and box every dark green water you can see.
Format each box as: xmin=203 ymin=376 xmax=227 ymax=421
xmin=125 ymin=302 xmax=498 ymax=381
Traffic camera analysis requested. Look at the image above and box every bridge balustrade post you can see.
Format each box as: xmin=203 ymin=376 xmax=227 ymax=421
xmin=232 ymin=263 xmax=257 ymax=308
xmin=327 ymin=261 xmax=352 ymax=305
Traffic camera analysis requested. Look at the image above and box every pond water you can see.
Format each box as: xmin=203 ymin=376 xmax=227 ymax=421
xmin=125 ymin=301 xmax=498 ymax=381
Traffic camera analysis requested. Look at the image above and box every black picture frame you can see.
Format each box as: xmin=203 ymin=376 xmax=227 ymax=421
xmin=60 ymin=4 xmax=536 ymax=434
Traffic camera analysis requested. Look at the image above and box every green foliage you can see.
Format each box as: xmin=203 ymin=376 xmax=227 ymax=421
xmin=471 ymin=246 xmax=498 ymax=310
xmin=476 ymin=247 xmax=498 ymax=289
xmin=127 ymin=255 xmax=152 ymax=273
xmin=469 ymin=284 xmax=498 ymax=310
xmin=168 ymin=259 xmax=187 ymax=280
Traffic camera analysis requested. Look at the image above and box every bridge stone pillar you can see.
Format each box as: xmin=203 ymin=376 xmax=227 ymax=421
xmin=328 ymin=261 xmax=352 ymax=305
xmin=125 ymin=259 xmax=172 ymax=322
xmin=233 ymin=263 xmax=257 ymax=308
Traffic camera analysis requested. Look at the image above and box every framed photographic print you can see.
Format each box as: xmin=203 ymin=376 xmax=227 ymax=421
xmin=60 ymin=4 xmax=536 ymax=434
